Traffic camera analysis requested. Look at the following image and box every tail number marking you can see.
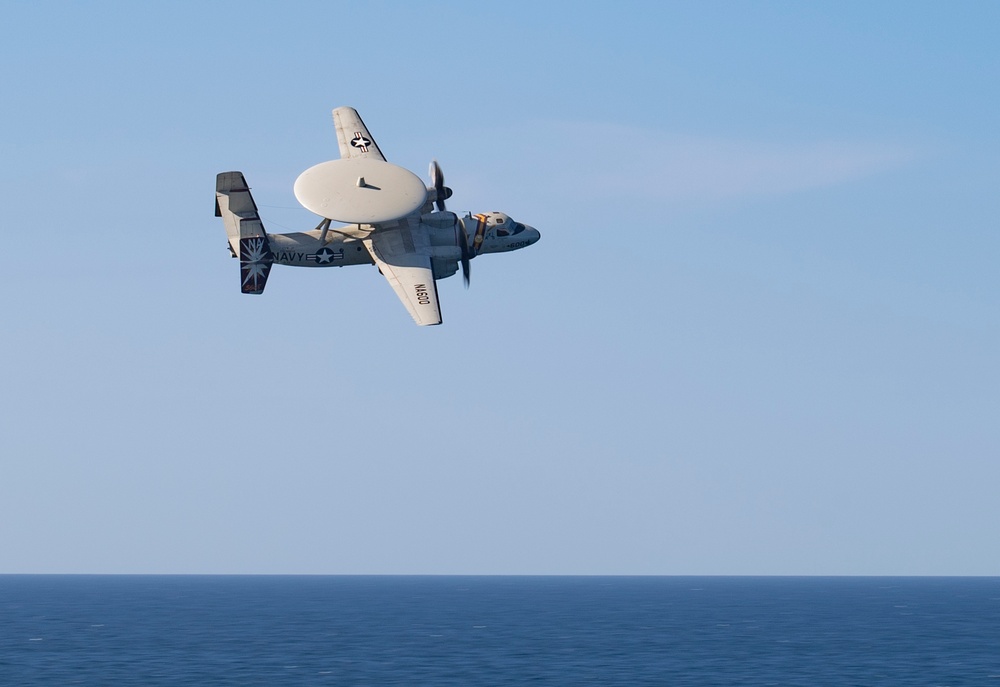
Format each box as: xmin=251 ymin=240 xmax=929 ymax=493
xmin=414 ymin=283 xmax=431 ymax=306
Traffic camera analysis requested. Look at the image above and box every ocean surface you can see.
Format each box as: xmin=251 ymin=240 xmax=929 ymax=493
xmin=1 ymin=576 xmax=998 ymax=685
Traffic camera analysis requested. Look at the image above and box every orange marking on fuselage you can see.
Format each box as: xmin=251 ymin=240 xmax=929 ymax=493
xmin=472 ymin=213 xmax=488 ymax=255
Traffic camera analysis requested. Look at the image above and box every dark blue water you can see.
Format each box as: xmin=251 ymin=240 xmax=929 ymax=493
xmin=2 ymin=576 xmax=999 ymax=685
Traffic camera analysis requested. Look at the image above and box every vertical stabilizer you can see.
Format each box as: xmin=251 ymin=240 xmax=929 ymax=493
xmin=216 ymin=172 xmax=273 ymax=294
xmin=238 ymin=219 xmax=272 ymax=294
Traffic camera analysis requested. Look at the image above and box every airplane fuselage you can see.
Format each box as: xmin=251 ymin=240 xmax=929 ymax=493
xmin=266 ymin=231 xmax=372 ymax=268
xmin=257 ymin=211 xmax=539 ymax=271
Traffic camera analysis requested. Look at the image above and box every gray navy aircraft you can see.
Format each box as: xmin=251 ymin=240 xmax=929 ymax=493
xmin=215 ymin=107 xmax=540 ymax=325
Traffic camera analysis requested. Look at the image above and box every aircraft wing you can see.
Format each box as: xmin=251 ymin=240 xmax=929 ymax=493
xmin=365 ymin=225 xmax=442 ymax=326
xmin=333 ymin=107 xmax=387 ymax=162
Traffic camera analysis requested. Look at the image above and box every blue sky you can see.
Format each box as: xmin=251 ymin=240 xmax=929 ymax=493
xmin=1 ymin=1 xmax=997 ymax=574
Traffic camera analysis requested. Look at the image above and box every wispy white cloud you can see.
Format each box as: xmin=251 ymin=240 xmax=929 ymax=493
xmin=453 ymin=121 xmax=919 ymax=207
xmin=601 ymin=133 xmax=916 ymax=202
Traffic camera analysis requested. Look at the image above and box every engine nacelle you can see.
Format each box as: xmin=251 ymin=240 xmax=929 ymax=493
xmin=423 ymin=212 xmax=463 ymax=245
xmin=422 ymin=212 xmax=463 ymax=278
xmin=431 ymin=257 xmax=459 ymax=280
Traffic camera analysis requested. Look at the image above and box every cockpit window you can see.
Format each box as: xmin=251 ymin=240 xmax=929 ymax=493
xmin=496 ymin=220 xmax=524 ymax=238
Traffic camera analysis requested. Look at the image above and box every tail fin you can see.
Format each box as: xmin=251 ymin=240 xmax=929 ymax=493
xmin=216 ymin=172 xmax=273 ymax=295
xmin=238 ymin=221 xmax=273 ymax=294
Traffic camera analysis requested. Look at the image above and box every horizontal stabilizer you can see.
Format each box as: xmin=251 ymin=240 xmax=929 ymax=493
xmin=216 ymin=171 xmax=260 ymax=218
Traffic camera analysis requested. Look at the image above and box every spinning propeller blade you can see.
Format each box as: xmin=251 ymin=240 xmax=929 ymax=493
xmin=430 ymin=160 xmax=467 ymax=285
xmin=456 ymin=215 xmax=471 ymax=288
xmin=429 ymin=159 xmax=453 ymax=212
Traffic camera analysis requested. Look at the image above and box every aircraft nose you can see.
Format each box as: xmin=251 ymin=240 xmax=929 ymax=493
xmin=527 ymin=226 xmax=540 ymax=245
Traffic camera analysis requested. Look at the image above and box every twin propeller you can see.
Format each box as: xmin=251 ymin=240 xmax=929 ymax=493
xmin=429 ymin=160 xmax=470 ymax=287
